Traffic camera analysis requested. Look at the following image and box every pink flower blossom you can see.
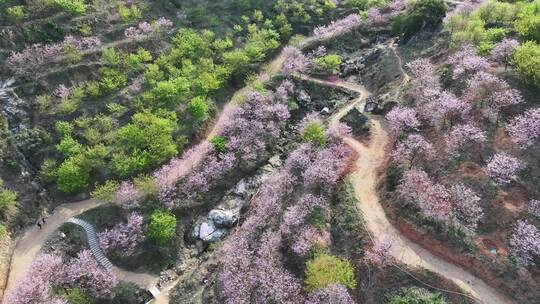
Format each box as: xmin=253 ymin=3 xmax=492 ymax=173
xmin=448 ymin=45 xmax=489 ymax=80
xmin=392 ymin=134 xmax=435 ymax=166
xmin=305 ymin=283 xmax=355 ymax=304
xmin=509 ymin=220 xmax=540 ymax=266
xmin=386 ymin=106 xmax=421 ymax=135
xmin=506 ymin=108 xmax=540 ymax=149
xmin=445 ymin=123 xmax=486 ymax=153
xmin=365 ymin=235 xmax=395 ymax=268
xmin=313 ymin=14 xmax=362 ymax=39
xmin=485 ymin=153 xmax=526 ymax=185
xmin=98 ymin=212 xmax=145 ymax=255
xmin=115 ymin=181 xmax=140 ymax=209
xmin=282 ymin=46 xmax=311 ymax=75
xmin=490 ymin=38 xmax=519 ymax=64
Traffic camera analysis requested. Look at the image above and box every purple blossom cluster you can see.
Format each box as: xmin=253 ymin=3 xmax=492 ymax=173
xmin=490 ymin=38 xmax=520 ymax=64
xmin=392 ymin=134 xmax=435 ymax=166
xmin=115 ymin=181 xmax=140 ymax=209
xmin=305 ymin=283 xmax=355 ymax=304
xmin=398 ymin=171 xmax=484 ymax=231
xmin=4 ymin=254 xmax=66 ymax=304
xmin=368 ymin=0 xmax=409 ymax=25
xmin=64 ymin=250 xmax=118 ymax=298
xmin=444 ymin=0 xmax=482 ymax=22
xmin=463 ymin=72 xmax=522 ymax=117
xmin=124 ymin=17 xmax=173 ymax=38
xmin=424 ymin=91 xmax=471 ymax=128
xmin=398 ymin=169 xmax=453 ymax=222
xmin=218 ymin=135 xmax=354 ymax=303
xmin=506 ymin=108 xmax=540 ymax=149
xmin=365 ymin=235 xmax=395 ymax=268
xmin=313 ymin=14 xmax=362 ymax=39
xmin=448 ymin=45 xmax=489 ymax=80
xmin=528 ymin=200 xmax=540 ymax=218
xmin=485 ymin=153 xmax=526 ymax=185
xmin=509 ymin=220 xmax=540 ymax=266
xmin=449 ymin=184 xmax=483 ymax=231
xmin=7 ymin=35 xmax=101 ymax=74
xmin=54 ymin=84 xmax=72 ymax=99
xmin=445 ymin=123 xmax=486 ymax=153
xmin=160 ymin=90 xmax=290 ymax=207
xmin=385 ymin=106 xmax=421 ymax=135
xmin=282 ymin=46 xmax=312 ymax=76
xmin=98 ymin=212 xmax=145 ymax=255
xmin=5 ymin=250 xmax=117 ymax=303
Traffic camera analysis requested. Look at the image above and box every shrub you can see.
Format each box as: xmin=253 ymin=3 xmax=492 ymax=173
xmin=54 ymin=0 xmax=87 ymax=15
xmin=57 ymin=157 xmax=90 ymax=193
xmin=39 ymin=159 xmax=58 ymax=183
xmin=91 ymin=180 xmax=120 ymax=203
xmin=0 ymin=224 xmax=7 ymax=240
xmin=133 ymin=175 xmax=157 ymax=196
xmin=313 ymin=54 xmax=342 ymax=75
xmin=6 ymin=6 xmax=26 ymax=21
xmin=210 ymin=136 xmax=227 ymax=152
xmin=0 ymin=179 xmax=17 ymax=211
xmin=187 ymin=97 xmax=209 ymax=121
xmin=61 ymin=288 xmax=95 ymax=304
xmin=515 ymin=9 xmax=540 ymax=42
xmin=302 ymin=121 xmax=327 ymax=147
xmin=304 ymin=253 xmax=356 ymax=292
xmin=118 ymin=3 xmax=142 ymax=23
xmin=98 ymin=67 xmax=128 ymax=92
xmin=148 ymin=210 xmax=176 ymax=245
xmin=387 ymin=287 xmax=447 ymax=304
xmin=513 ymin=41 xmax=540 ymax=87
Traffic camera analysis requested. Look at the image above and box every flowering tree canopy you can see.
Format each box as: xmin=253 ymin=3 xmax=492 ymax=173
xmin=485 ymin=153 xmax=526 ymax=185
xmin=98 ymin=212 xmax=145 ymax=255
xmin=448 ymin=44 xmax=489 ymax=80
xmin=392 ymin=134 xmax=435 ymax=166
xmin=509 ymin=220 xmax=540 ymax=266
xmin=365 ymin=235 xmax=395 ymax=268
xmin=313 ymin=14 xmax=362 ymax=39
xmin=445 ymin=123 xmax=486 ymax=153
xmin=490 ymin=38 xmax=520 ymax=64
xmin=386 ymin=106 xmax=421 ymax=135
xmin=282 ymin=46 xmax=311 ymax=75
xmin=506 ymin=108 xmax=540 ymax=149
xmin=305 ymin=283 xmax=355 ymax=304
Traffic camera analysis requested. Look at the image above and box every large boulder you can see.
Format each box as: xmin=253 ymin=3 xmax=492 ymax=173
xmin=208 ymin=209 xmax=236 ymax=228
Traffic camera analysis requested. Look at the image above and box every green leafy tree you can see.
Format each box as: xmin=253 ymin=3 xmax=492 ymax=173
xmin=113 ymin=111 xmax=177 ymax=177
xmin=148 ymin=210 xmax=176 ymax=245
xmin=99 ymin=67 xmax=128 ymax=92
xmin=387 ymin=287 xmax=447 ymax=304
xmin=6 ymin=6 xmax=26 ymax=21
xmin=61 ymin=288 xmax=95 ymax=304
xmin=57 ymin=157 xmax=90 ymax=193
xmin=302 ymin=121 xmax=326 ymax=147
xmin=188 ymin=97 xmax=210 ymax=121
xmin=305 ymin=253 xmax=356 ymax=291
xmin=314 ymin=54 xmax=342 ymax=75
xmin=210 ymin=136 xmax=227 ymax=152
xmin=0 ymin=178 xmax=17 ymax=211
xmin=54 ymin=0 xmax=87 ymax=15
xmin=513 ymin=41 xmax=540 ymax=87
xmin=91 ymin=180 xmax=119 ymax=203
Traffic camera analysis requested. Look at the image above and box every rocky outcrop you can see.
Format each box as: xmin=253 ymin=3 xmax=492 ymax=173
xmin=191 ymin=156 xmax=282 ymax=244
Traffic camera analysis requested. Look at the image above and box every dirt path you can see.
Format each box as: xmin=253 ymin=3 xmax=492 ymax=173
xmin=300 ymin=74 xmax=512 ymax=303
xmin=4 ymin=199 xmax=100 ymax=292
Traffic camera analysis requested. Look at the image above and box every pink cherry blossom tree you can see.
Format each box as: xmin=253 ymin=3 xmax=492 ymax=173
xmin=448 ymin=45 xmax=489 ymax=80
xmin=392 ymin=134 xmax=435 ymax=166
xmin=3 ymin=254 xmax=66 ymax=304
xmin=64 ymin=250 xmax=118 ymax=298
xmin=490 ymin=38 xmax=519 ymax=67
xmin=365 ymin=235 xmax=395 ymax=268
xmin=313 ymin=14 xmax=362 ymax=39
xmin=509 ymin=220 xmax=540 ymax=266
xmin=305 ymin=283 xmax=355 ymax=304
xmin=424 ymin=91 xmax=471 ymax=128
xmin=98 ymin=212 xmax=145 ymax=255
xmin=485 ymin=153 xmax=526 ymax=185
xmin=445 ymin=123 xmax=486 ymax=153
xmin=528 ymin=200 xmax=540 ymax=219
xmin=449 ymin=184 xmax=483 ymax=232
xmin=281 ymin=46 xmax=312 ymax=75
xmin=115 ymin=181 xmax=140 ymax=209
xmin=506 ymin=108 xmax=540 ymax=149
xmin=386 ymin=106 xmax=421 ymax=135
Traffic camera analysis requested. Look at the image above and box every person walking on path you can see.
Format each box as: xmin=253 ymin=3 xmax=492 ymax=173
xmin=36 ymin=222 xmax=42 ymax=230
xmin=42 ymin=217 xmax=46 ymax=225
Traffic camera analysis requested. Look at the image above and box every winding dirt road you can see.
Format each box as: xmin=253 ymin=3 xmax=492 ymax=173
xmin=302 ymin=74 xmax=513 ymax=304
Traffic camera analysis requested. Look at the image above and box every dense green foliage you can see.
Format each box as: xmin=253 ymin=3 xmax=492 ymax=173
xmin=391 ymin=0 xmax=447 ymax=39
xmin=313 ymin=54 xmax=342 ymax=74
xmin=304 ymin=253 xmax=356 ymax=291
xmin=210 ymin=136 xmax=228 ymax=153
xmin=446 ymin=0 xmax=540 ymax=51
xmin=387 ymin=287 xmax=447 ymax=304
xmin=0 ymin=178 xmax=17 ymax=212
xmin=148 ymin=210 xmax=176 ymax=245
xmin=513 ymin=41 xmax=540 ymax=87
xmin=302 ymin=121 xmax=327 ymax=147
